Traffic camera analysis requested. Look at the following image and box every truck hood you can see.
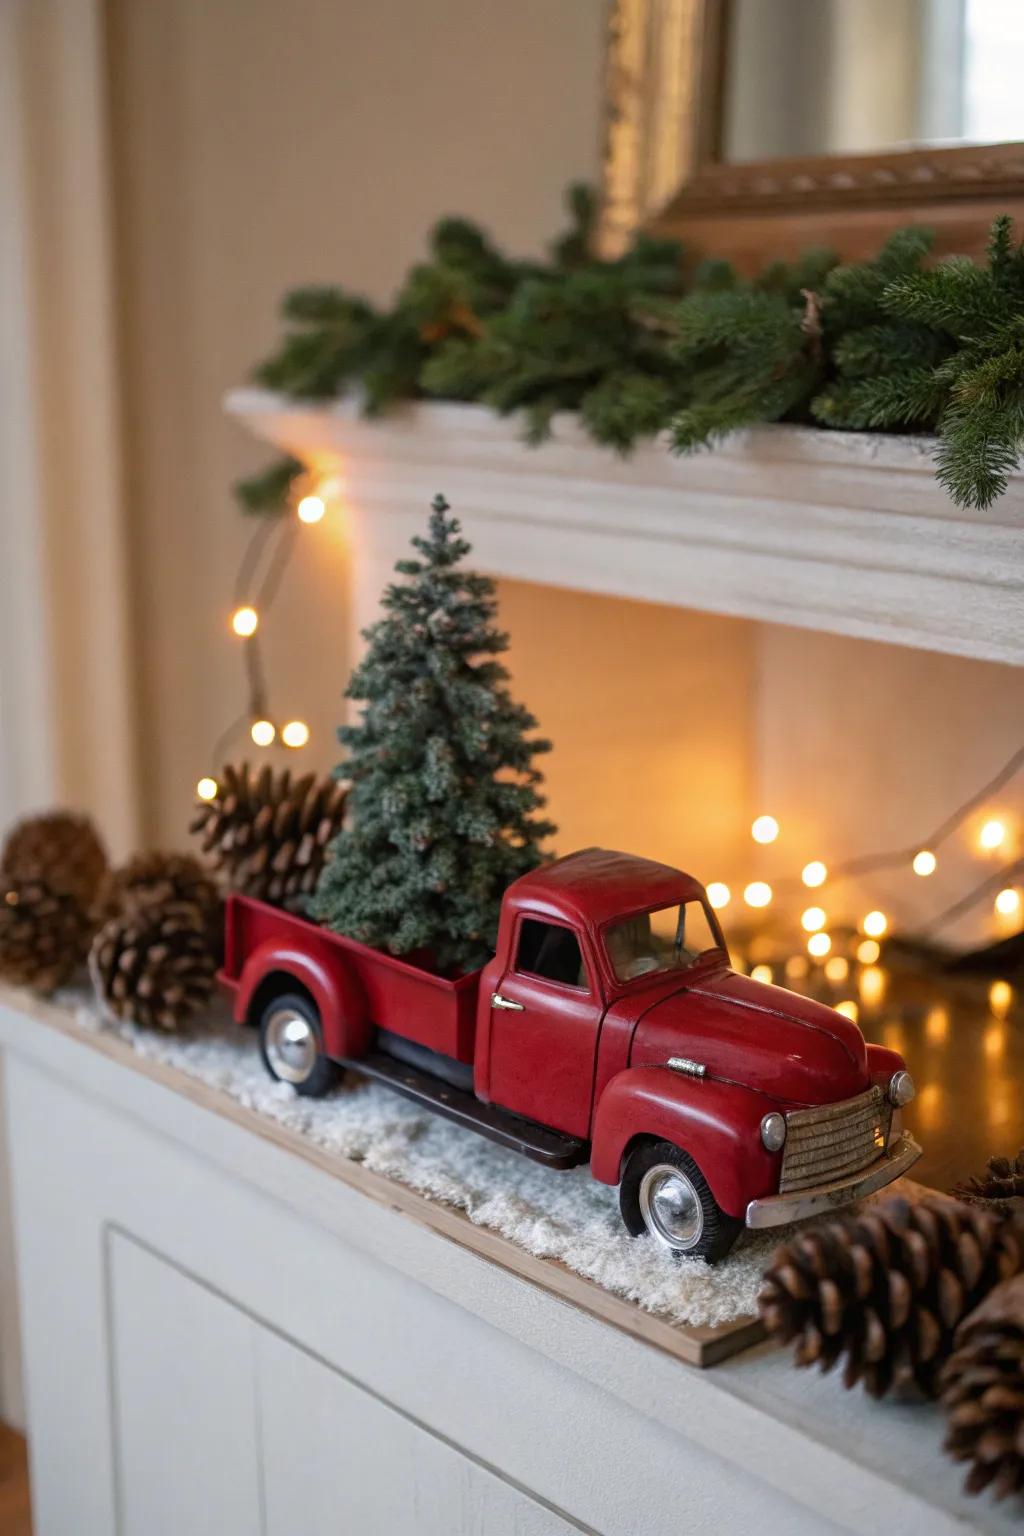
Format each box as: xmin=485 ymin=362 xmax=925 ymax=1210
xmin=627 ymin=966 xmax=869 ymax=1105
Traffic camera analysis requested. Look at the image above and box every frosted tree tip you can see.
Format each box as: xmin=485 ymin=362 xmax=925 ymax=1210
xmin=431 ymin=492 xmax=450 ymax=514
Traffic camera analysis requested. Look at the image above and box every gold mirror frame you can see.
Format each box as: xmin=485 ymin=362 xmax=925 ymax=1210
xmin=599 ymin=0 xmax=1024 ymax=266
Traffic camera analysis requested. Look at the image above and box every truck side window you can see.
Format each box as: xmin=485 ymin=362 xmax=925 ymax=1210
xmin=515 ymin=919 xmax=587 ymax=989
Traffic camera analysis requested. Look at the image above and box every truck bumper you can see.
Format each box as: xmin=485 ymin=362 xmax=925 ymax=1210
xmin=744 ymin=1131 xmax=922 ymax=1229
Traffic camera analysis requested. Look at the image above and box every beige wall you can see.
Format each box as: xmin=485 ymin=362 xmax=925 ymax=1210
xmin=106 ymin=0 xmax=607 ymax=847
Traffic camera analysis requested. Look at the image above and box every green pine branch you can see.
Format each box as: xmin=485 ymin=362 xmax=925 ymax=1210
xmin=239 ymin=193 xmax=1024 ymax=513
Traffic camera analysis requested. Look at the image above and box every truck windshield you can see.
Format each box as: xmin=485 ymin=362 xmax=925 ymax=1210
xmin=605 ymin=901 xmax=721 ymax=983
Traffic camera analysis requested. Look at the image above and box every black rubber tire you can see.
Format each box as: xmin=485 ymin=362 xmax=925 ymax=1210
xmin=619 ymin=1139 xmax=743 ymax=1264
xmin=258 ymin=991 xmax=343 ymax=1098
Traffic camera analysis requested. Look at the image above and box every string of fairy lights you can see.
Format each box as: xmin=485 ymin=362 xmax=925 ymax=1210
xmin=700 ymin=740 xmax=1024 ymax=964
xmin=201 ymin=467 xmax=1023 ymax=966
xmin=195 ymin=473 xmax=337 ymax=803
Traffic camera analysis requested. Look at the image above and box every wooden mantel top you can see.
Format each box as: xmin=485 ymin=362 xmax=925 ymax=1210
xmin=225 ymin=389 xmax=1024 ymax=668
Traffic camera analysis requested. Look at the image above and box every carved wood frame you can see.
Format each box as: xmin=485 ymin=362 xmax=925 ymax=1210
xmin=598 ymin=0 xmax=1024 ymax=266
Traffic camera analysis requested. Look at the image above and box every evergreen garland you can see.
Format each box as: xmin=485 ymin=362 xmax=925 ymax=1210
xmin=311 ymin=496 xmax=556 ymax=974
xmin=238 ymin=186 xmax=1024 ymax=514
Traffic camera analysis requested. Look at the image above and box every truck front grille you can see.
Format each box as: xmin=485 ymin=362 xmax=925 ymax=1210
xmin=779 ymin=1087 xmax=891 ymax=1193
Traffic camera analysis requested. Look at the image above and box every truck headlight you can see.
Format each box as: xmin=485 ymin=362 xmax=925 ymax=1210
xmin=889 ymin=1070 xmax=915 ymax=1107
xmin=760 ymin=1112 xmax=787 ymax=1152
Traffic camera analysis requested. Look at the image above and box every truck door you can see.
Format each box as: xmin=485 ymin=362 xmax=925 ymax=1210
xmin=487 ymin=914 xmax=601 ymax=1139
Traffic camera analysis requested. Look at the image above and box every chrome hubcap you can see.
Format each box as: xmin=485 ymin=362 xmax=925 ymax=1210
xmin=638 ymin=1164 xmax=704 ymax=1251
xmin=264 ymin=1007 xmax=318 ymax=1084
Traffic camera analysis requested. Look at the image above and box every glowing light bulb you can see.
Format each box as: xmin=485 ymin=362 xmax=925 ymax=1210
xmin=856 ymin=938 xmax=880 ymax=965
xmin=835 ymin=999 xmax=859 ymax=1022
xmin=824 ymin=956 xmax=849 ymax=983
xmin=807 ymin=931 xmax=831 ymax=958
xmin=912 ymin=850 xmax=936 ymax=877
xmin=750 ymin=964 xmax=773 ymax=984
xmin=995 ymin=886 xmax=1021 ymax=916
xmin=989 ymin=979 xmax=1013 ymax=1018
xmin=801 ymin=906 xmax=827 ymax=933
xmin=706 ymin=882 xmax=730 ymax=910
xmin=297 ymin=495 xmax=325 ymax=525
xmin=751 ymin=815 xmax=779 ymax=845
xmin=925 ymin=1005 xmax=949 ymax=1044
xmin=862 ymin=910 xmax=888 ymax=939
xmin=801 ymin=860 xmax=827 ymax=888
xmin=250 ymin=719 xmax=276 ymax=747
xmin=979 ymin=819 xmax=1006 ymax=851
xmin=281 ymin=720 xmax=310 ymax=749
xmin=743 ymin=881 xmax=772 ymax=908
xmin=196 ymin=776 xmax=218 ymax=801
xmin=859 ymin=965 xmax=886 ymax=1008
xmin=231 ymin=606 xmax=258 ymax=637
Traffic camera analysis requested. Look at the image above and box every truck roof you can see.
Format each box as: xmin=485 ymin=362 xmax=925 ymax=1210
xmin=507 ymin=848 xmax=703 ymax=930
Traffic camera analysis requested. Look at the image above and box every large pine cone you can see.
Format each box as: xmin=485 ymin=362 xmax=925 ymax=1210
xmin=941 ymin=1270 xmax=1024 ymax=1502
xmin=190 ymin=763 xmax=347 ymax=909
xmin=99 ymin=852 xmax=220 ymax=930
xmin=0 ymin=878 xmax=95 ymax=991
xmin=759 ymin=1197 xmax=1024 ymax=1399
xmin=953 ymin=1151 xmax=1024 ymax=1220
xmin=89 ymin=901 xmax=218 ymax=1031
xmin=1 ymin=811 xmax=107 ymax=905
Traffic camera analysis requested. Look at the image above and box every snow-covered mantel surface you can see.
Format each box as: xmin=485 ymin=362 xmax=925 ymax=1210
xmin=226 ymin=391 xmax=1024 ymax=667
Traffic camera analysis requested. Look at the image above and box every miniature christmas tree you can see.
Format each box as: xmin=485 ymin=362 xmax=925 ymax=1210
xmin=312 ymin=496 xmax=556 ymax=973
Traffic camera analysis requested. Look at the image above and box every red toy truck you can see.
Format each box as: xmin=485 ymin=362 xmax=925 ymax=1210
xmin=220 ymin=848 xmax=920 ymax=1262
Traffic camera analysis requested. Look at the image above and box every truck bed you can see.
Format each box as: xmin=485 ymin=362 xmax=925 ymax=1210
xmin=222 ymin=895 xmax=482 ymax=1062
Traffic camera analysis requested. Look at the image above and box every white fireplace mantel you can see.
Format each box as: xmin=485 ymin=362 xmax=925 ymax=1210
xmin=226 ymin=390 xmax=1024 ymax=667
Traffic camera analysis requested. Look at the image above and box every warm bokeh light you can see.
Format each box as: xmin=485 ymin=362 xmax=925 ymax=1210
xmin=231 ymin=605 xmax=259 ymax=637
xmin=800 ymin=906 xmax=826 ymax=933
xmin=250 ymin=719 xmax=276 ymax=747
xmin=196 ymin=776 xmax=218 ymax=801
xmin=801 ymin=860 xmax=827 ymax=888
xmin=751 ymin=815 xmax=779 ymax=845
xmin=861 ymin=910 xmax=888 ymax=939
xmin=750 ymin=964 xmax=773 ymax=984
xmin=983 ymin=1023 xmax=1005 ymax=1061
xmin=989 ymin=979 xmax=1013 ymax=1018
xmin=859 ymin=965 xmax=886 ymax=1008
xmin=785 ymin=954 xmax=809 ymax=981
xmin=297 ymin=495 xmax=325 ymax=525
xmin=835 ymin=999 xmax=859 ymax=1022
xmin=856 ymin=938 xmax=881 ymax=965
xmin=912 ymin=849 xmax=936 ymax=877
xmin=995 ymin=886 xmax=1021 ymax=916
xmin=706 ymin=882 xmax=731 ymax=910
xmin=281 ymin=720 xmax=311 ymax=749
xmin=915 ymin=1081 xmax=942 ymax=1132
xmin=743 ymin=881 xmax=772 ymax=908
xmin=807 ymin=931 xmax=831 ymax=958
xmin=979 ymin=818 xmax=1006 ymax=851
xmin=824 ymin=956 xmax=849 ymax=983
xmin=924 ymin=1005 xmax=949 ymax=1044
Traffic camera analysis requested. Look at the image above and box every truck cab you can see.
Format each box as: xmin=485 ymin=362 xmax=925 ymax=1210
xmin=477 ymin=849 xmax=920 ymax=1261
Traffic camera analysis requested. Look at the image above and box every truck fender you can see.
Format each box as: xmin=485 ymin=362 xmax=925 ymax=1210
xmin=234 ymin=939 xmax=370 ymax=1061
xmin=590 ymin=1067 xmax=781 ymax=1220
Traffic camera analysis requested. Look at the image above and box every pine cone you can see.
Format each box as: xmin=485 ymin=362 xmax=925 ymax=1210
xmin=759 ymin=1197 xmax=1024 ymax=1399
xmin=0 ymin=878 xmax=95 ymax=991
xmin=89 ymin=901 xmax=217 ymax=1031
xmin=190 ymin=763 xmax=347 ymax=909
xmin=952 ymin=1151 xmax=1024 ymax=1220
xmin=99 ymin=852 xmax=220 ymax=929
xmin=941 ymin=1270 xmax=1024 ymax=1501
xmin=1 ymin=811 xmax=107 ymax=905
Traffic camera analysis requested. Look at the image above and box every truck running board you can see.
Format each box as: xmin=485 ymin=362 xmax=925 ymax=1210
xmin=344 ymin=1051 xmax=589 ymax=1170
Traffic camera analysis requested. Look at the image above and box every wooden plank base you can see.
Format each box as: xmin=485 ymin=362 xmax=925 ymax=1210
xmin=6 ymin=988 xmax=762 ymax=1369
xmin=0 ymin=1425 xmax=32 ymax=1536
